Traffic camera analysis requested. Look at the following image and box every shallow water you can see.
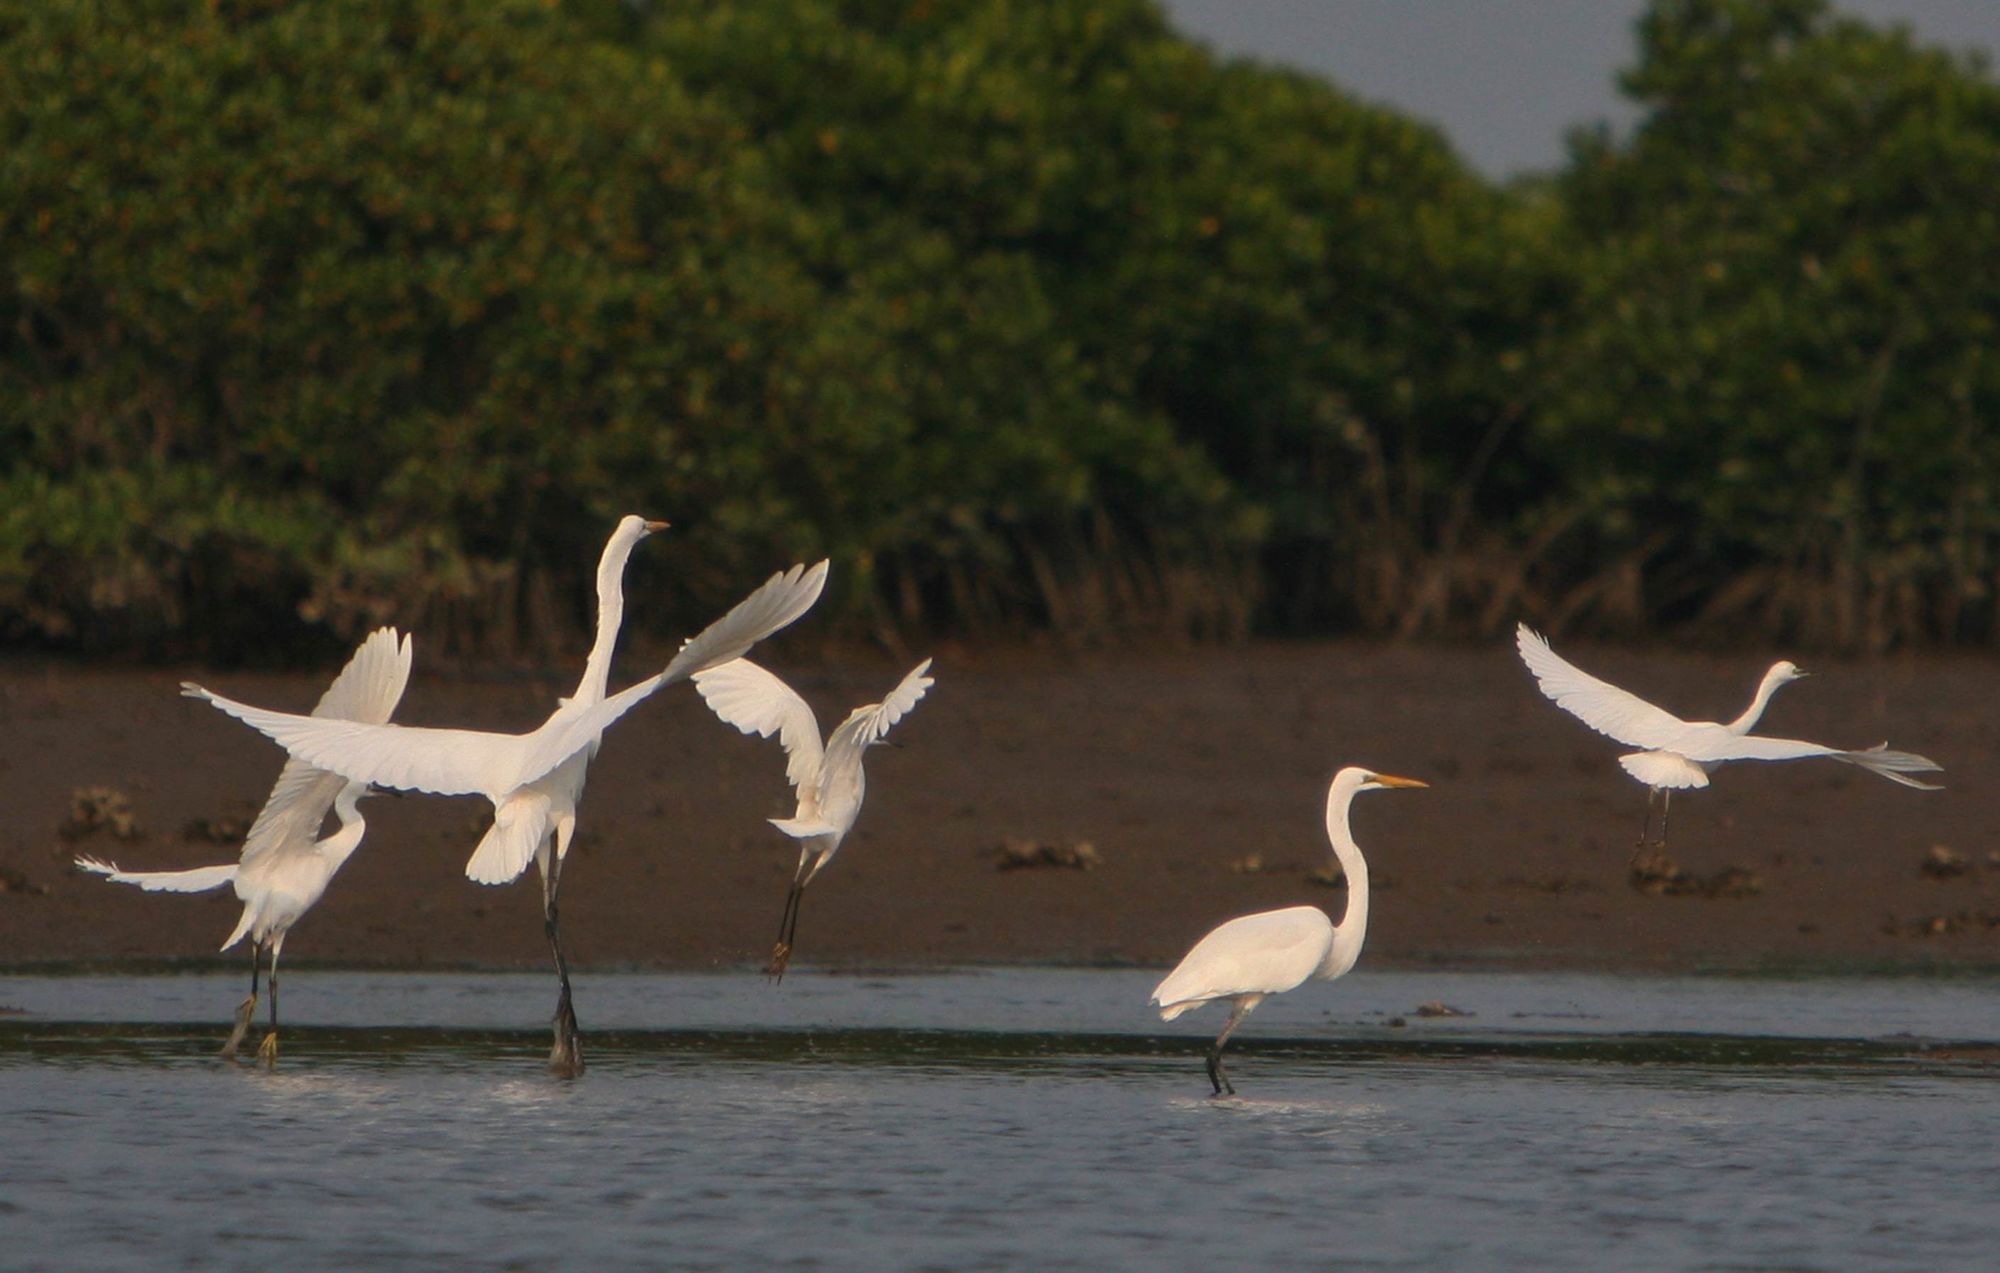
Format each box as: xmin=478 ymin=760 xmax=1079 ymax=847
xmin=3 ymin=969 xmax=1997 ymax=1271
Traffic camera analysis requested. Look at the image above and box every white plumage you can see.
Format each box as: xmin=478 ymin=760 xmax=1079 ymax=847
xmin=1515 ymin=623 xmax=1942 ymax=844
xmin=1150 ymin=766 xmax=1426 ymax=1095
xmin=79 ymin=625 xmax=412 ymax=1063
xmin=693 ymin=656 xmax=933 ymax=976
xmin=181 ymin=515 xmax=831 ymax=1075
xmin=1151 ymin=907 xmax=1333 ymax=1021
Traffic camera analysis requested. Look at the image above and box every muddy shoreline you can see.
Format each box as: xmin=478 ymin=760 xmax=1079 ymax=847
xmin=5 ymin=639 xmax=1997 ymax=975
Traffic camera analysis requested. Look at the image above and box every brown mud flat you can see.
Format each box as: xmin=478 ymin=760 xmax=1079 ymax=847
xmin=3 ymin=640 xmax=1998 ymax=975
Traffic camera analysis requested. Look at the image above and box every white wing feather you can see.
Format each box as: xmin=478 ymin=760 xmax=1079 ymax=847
xmin=310 ymin=626 xmax=414 ymax=723
xmin=1671 ymin=732 xmax=1944 ymax=788
xmin=176 ymin=694 xmax=528 ymax=798
xmin=843 ymin=658 xmax=934 ymax=750
xmin=692 ymin=659 xmax=825 ymax=792
xmin=238 ymin=627 xmax=413 ymax=867
xmin=809 ymin=658 xmax=935 ymax=826
xmin=183 ymin=562 xmax=829 ymax=798
xmin=74 ymin=856 xmax=238 ymax=894
xmin=1672 ymin=731 xmax=1840 ymax=764
xmin=1515 ymin=624 xmax=1691 ymax=750
xmin=528 ymin=559 xmax=831 ymax=774
xmin=1151 ymin=906 xmax=1334 ymax=1015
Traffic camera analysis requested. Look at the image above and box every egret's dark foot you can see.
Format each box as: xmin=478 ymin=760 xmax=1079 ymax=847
xmin=765 ymin=941 xmax=793 ymax=982
xmin=256 ymin=1031 xmax=278 ymax=1068
xmin=548 ymin=1002 xmax=585 ymax=1079
xmin=1205 ymin=1052 xmax=1236 ymax=1097
xmin=548 ymin=1038 xmax=583 ymax=1079
xmin=220 ymin=995 xmax=257 ymax=1060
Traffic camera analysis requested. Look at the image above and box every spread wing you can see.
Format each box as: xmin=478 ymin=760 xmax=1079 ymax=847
xmin=184 ymin=561 xmax=829 ymax=799
xmin=812 ymin=658 xmax=935 ymax=821
xmin=311 ymin=626 xmax=414 ymax=723
xmin=819 ymin=658 xmax=933 ymax=770
xmin=692 ymin=659 xmax=825 ymax=792
xmin=1673 ymin=731 xmax=1840 ymax=764
xmin=856 ymin=658 xmax=934 ymax=746
xmin=239 ymin=627 xmax=414 ymax=868
xmin=179 ymin=688 xmax=531 ymax=799
xmin=74 ymin=856 xmax=238 ymax=894
xmin=1515 ymin=624 xmax=1690 ymax=750
xmin=526 ymin=559 xmax=831 ymax=777
xmin=1671 ymin=733 xmax=1944 ymax=788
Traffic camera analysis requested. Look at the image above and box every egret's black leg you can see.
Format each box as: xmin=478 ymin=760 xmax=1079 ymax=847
xmin=257 ymin=945 xmax=281 ymax=1067
xmin=222 ymin=941 xmax=261 ymax=1060
xmin=1205 ymin=1044 xmax=1234 ymax=1097
xmin=1659 ymin=790 xmax=1671 ymax=848
xmin=768 ymin=875 xmax=805 ymax=982
xmin=544 ymin=851 xmax=584 ymax=1078
xmin=1204 ymin=1000 xmax=1256 ymax=1097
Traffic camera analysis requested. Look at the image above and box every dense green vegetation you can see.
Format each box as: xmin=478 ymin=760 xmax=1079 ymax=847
xmin=1 ymin=0 xmax=1994 ymax=660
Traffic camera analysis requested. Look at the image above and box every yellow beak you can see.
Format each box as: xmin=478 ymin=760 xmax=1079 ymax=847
xmin=1372 ymin=774 xmax=1429 ymax=789
xmin=643 ymin=519 xmax=671 ymax=533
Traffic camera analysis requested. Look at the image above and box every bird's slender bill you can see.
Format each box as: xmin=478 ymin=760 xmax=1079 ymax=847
xmin=1373 ymin=774 xmax=1429 ymax=789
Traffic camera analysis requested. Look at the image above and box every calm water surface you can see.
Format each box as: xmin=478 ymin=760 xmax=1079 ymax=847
xmin=2 ymin=969 xmax=1996 ymax=1271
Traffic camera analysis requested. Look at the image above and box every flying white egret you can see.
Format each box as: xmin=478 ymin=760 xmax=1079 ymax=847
xmin=1150 ymin=766 xmax=1427 ymax=1096
xmin=692 ymin=657 xmax=933 ymax=979
xmin=1515 ymin=623 xmax=1942 ymax=848
xmin=78 ymin=625 xmax=412 ymax=1065
xmin=182 ymin=521 xmax=830 ymax=1076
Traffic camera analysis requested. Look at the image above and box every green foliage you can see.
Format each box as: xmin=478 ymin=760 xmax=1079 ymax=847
xmin=648 ymin=0 xmax=1551 ymax=633
xmin=2 ymin=0 xmax=1997 ymax=658
xmin=3 ymin=0 xmax=814 ymax=654
xmin=1542 ymin=0 xmax=2000 ymax=644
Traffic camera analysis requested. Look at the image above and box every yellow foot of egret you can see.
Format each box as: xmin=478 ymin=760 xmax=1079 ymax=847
xmin=256 ymin=1031 xmax=278 ymax=1067
xmin=548 ymin=1040 xmax=584 ymax=1079
xmin=766 ymin=941 xmax=793 ymax=980
xmin=548 ymin=1010 xmax=585 ymax=1079
xmin=220 ymin=994 xmax=257 ymax=1060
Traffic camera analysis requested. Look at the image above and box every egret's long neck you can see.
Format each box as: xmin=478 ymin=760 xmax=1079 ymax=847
xmin=320 ymin=785 xmax=369 ymax=871
xmin=1727 ymin=667 xmax=1787 ymax=734
xmin=1318 ymin=782 xmax=1369 ymax=981
xmin=572 ymin=527 xmax=642 ymax=706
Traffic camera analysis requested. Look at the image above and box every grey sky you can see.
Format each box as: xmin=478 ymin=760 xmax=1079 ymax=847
xmin=1159 ymin=1 xmax=1997 ymax=178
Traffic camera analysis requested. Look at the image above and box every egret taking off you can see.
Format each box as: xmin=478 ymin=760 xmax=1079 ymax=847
xmin=78 ymin=626 xmax=413 ymax=1065
xmin=1515 ymin=623 xmax=1942 ymax=849
xmin=692 ymin=657 xmax=934 ymax=979
xmin=1150 ymin=766 xmax=1427 ymax=1096
xmin=183 ymin=526 xmax=830 ymax=1077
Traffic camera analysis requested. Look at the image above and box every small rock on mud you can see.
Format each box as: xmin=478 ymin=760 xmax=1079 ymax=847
xmin=1630 ymin=851 xmax=1762 ymax=899
xmin=1920 ymin=845 xmax=1972 ymax=880
xmin=1414 ymin=1001 xmax=1471 ymax=1018
xmin=995 ymin=838 xmax=1100 ymax=871
xmin=59 ymin=786 xmax=142 ymax=842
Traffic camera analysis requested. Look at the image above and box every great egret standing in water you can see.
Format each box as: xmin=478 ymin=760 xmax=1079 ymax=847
xmin=1150 ymin=766 xmax=1427 ymax=1096
xmin=693 ymin=657 xmax=933 ymax=978
xmin=1515 ymin=623 xmax=1942 ymax=848
xmin=183 ymin=521 xmax=829 ymax=1076
xmin=78 ymin=625 xmax=412 ymax=1065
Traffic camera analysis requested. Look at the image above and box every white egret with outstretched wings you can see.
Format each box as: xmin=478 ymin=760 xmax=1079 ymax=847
xmin=79 ymin=625 xmax=412 ymax=1064
xmin=1515 ymin=623 xmax=1941 ymax=847
xmin=182 ymin=516 xmax=829 ymax=1075
xmin=693 ymin=657 xmax=933 ymax=978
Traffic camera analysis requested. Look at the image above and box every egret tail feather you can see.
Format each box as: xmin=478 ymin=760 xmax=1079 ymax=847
xmin=1834 ymin=744 xmax=1945 ymax=790
xmin=466 ymin=806 xmax=549 ymax=884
